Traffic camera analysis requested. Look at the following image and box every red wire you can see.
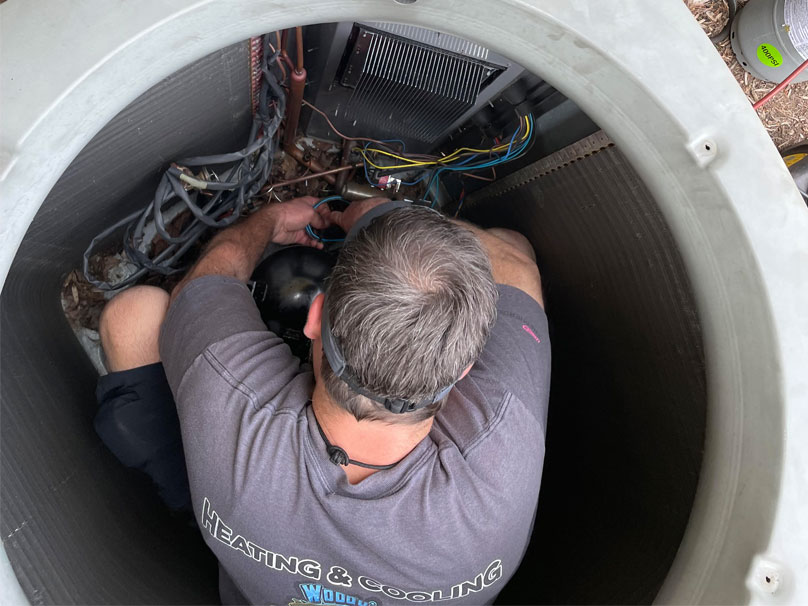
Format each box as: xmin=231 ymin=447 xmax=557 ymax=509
xmin=454 ymin=187 xmax=466 ymax=218
xmin=752 ymin=57 xmax=808 ymax=110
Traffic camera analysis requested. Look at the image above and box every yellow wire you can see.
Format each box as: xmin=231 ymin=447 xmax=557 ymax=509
xmin=358 ymin=116 xmax=530 ymax=171
xmin=438 ymin=116 xmax=531 ymax=163
xmin=357 ymin=148 xmax=436 ymax=169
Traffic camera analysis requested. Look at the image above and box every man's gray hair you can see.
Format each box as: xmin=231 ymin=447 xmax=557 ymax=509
xmin=321 ymin=206 xmax=498 ymax=424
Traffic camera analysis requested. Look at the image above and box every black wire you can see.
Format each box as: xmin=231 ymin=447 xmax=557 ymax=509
xmin=313 ymin=409 xmax=398 ymax=471
xmin=83 ymin=34 xmax=287 ymax=290
xmin=710 ymin=0 xmax=737 ymax=44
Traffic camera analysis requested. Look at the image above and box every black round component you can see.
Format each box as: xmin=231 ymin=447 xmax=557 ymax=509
xmin=250 ymin=246 xmax=337 ymax=358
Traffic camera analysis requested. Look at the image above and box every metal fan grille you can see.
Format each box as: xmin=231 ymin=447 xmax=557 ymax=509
xmin=344 ymin=31 xmax=490 ymax=143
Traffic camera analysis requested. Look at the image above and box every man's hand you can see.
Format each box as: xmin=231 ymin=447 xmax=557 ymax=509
xmin=327 ymin=197 xmax=390 ymax=233
xmin=170 ymin=196 xmax=334 ymax=301
xmin=268 ymin=196 xmax=330 ymax=249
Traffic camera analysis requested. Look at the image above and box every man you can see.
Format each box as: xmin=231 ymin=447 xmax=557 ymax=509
xmin=96 ymin=195 xmax=550 ymax=605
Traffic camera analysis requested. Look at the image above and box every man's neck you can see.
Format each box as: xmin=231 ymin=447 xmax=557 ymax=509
xmin=311 ymin=382 xmax=434 ymax=484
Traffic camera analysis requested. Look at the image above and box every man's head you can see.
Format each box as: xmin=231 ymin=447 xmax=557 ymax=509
xmin=306 ymin=205 xmax=498 ymax=424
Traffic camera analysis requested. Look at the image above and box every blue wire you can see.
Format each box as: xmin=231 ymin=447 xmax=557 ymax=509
xmin=361 ymin=140 xmax=426 ymax=187
xmin=307 ymin=196 xmax=349 ymax=242
xmin=447 ymin=116 xmax=532 ymax=173
xmin=312 ymin=195 xmax=345 ymax=209
xmin=361 ymin=156 xmax=377 ymax=187
xmin=398 ymin=174 xmax=427 ymax=186
xmin=450 ymin=153 xmax=482 ymax=167
xmin=438 ymin=117 xmax=532 ymax=174
xmin=426 ymin=115 xmax=534 ymax=207
xmin=364 ymin=115 xmax=535 ymax=208
xmin=504 ymin=121 xmax=521 ymax=158
xmin=306 ymin=224 xmax=345 ymax=243
xmin=425 ymin=169 xmax=441 ymax=207
xmin=362 ymin=158 xmax=425 ymax=188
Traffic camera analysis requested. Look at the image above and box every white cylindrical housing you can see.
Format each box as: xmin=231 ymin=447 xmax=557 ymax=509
xmin=1 ymin=1 xmax=807 ymax=604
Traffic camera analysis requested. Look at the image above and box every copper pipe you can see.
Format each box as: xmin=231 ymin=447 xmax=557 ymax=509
xmin=279 ymin=29 xmax=294 ymax=71
xmin=269 ymin=31 xmax=288 ymax=79
xmin=282 ymin=27 xmax=307 ymax=153
xmin=283 ymin=67 xmax=307 ymax=153
xmin=295 ymin=27 xmax=304 ymax=73
xmin=302 ymin=99 xmax=390 ymax=147
xmin=280 ymin=53 xmax=295 ymax=71
xmin=261 ymin=163 xmax=360 ymax=191
xmin=286 ymin=146 xmax=335 ymax=184
xmin=334 ymin=139 xmax=353 ymax=192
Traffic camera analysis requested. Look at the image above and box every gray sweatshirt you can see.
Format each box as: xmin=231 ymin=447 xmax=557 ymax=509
xmin=160 ymin=276 xmax=550 ymax=605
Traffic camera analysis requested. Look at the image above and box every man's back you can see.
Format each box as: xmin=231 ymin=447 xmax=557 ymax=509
xmin=160 ymin=276 xmax=550 ymax=605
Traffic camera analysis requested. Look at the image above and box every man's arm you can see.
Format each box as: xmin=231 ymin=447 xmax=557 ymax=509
xmin=170 ymin=196 xmax=328 ymax=302
xmin=454 ymin=222 xmax=544 ymax=308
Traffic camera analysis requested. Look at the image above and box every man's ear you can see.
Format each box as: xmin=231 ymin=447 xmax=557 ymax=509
xmin=304 ymin=292 xmax=325 ymax=340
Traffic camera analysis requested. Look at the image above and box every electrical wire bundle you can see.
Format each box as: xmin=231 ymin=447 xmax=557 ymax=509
xmin=356 ymin=115 xmax=534 ymax=206
xmin=83 ymin=34 xmax=287 ymax=290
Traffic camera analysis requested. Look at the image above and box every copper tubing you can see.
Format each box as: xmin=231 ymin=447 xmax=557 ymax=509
xmin=270 ymin=31 xmax=289 ymax=78
xmin=283 ymin=68 xmax=307 ymax=152
xmin=295 ymin=27 xmax=304 ymax=73
xmin=279 ymin=27 xmax=303 ymax=69
xmin=282 ymin=27 xmax=307 ymax=153
xmin=260 ymin=163 xmax=360 ymax=191
xmin=334 ymin=139 xmax=353 ymax=192
xmin=279 ymin=30 xmax=294 ymax=71
xmin=303 ymin=99 xmax=390 ymax=147
xmin=278 ymin=28 xmax=303 ymax=74
xmin=286 ymin=146 xmax=336 ymax=184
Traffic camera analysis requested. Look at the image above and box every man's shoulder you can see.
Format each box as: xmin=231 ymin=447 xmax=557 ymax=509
xmin=185 ymin=331 xmax=313 ymax=412
xmin=434 ymin=385 xmax=545 ymax=455
xmin=426 ymin=281 xmax=550 ymax=468
xmin=462 ymin=283 xmax=551 ymax=426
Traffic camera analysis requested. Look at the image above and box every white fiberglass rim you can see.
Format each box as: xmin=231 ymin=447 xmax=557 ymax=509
xmin=1 ymin=0 xmax=806 ymax=604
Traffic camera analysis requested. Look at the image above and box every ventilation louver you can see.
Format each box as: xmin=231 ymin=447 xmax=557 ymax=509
xmin=339 ymin=25 xmax=504 ymax=144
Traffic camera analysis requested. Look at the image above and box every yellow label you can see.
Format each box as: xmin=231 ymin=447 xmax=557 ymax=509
xmin=784 ymin=153 xmax=807 ymax=168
